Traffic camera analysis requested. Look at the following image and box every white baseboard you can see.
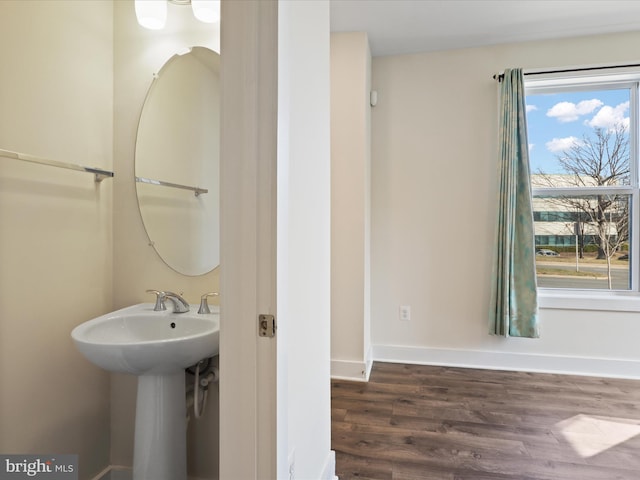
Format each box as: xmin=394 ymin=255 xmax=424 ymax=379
xmin=90 ymin=466 xmax=113 ymax=480
xmin=331 ymin=346 xmax=374 ymax=381
xmin=331 ymin=359 xmax=369 ymax=381
xmin=92 ymin=466 xmax=210 ymax=480
xmin=372 ymin=344 xmax=640 ymax=380
xmin=91 ymin=466 xmax=132 ymax=480
xmin=365 ymin=346 xmax=373 ymax=380
xmin=320 ymin=450 xmax=338 ymax=480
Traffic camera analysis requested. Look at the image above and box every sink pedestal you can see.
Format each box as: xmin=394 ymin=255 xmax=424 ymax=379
xmin=133 ymin=371 xmax=187 ymax=480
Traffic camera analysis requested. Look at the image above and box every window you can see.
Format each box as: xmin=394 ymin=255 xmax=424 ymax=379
xmin=526 ymin=76 xmax=636 ymax=292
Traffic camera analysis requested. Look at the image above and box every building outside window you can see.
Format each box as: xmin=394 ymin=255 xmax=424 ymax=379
xmin=526 ymin=74 xmax=636 ymax=291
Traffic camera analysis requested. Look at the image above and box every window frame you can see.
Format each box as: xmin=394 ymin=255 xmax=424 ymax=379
xmin=525 ymin=70 xmax=640 ymax=309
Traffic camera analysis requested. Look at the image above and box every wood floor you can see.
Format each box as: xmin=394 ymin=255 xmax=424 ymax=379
xmin=331 ymin=362 xmax=640 ymax=480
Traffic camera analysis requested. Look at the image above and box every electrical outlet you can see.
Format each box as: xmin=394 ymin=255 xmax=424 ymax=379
xmin=399 ymin=305 xmax=411 ymax=321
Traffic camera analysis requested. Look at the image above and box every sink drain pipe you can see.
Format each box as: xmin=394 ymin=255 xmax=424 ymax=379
xmin=186 ymin=358 xmax=219 ymax=420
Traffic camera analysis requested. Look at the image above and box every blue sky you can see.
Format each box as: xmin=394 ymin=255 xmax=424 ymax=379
xmin=525 ymin=88 xmax=630 ymax=174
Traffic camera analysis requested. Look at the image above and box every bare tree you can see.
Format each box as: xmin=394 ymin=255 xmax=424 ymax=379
xmin=557 ymin=125 xmax=630 ymax=188
xmin=535 ymin=124 xmax=630 ymax=263
xmin=598 ymin=199 xmax=628 ymax=289
xmin=576 ymin=195 xmax=627 ymax=288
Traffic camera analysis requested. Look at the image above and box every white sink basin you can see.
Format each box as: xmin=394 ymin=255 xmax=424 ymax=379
xmin=71 ymin=303 xmax=219 ymax=375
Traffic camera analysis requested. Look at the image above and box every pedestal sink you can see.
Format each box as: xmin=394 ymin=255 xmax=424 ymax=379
xmin=71 ymin=303 xmax=219 ymax=480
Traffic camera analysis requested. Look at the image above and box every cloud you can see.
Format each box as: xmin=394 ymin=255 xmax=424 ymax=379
xmin=526 ymin=104 xmax=538 ymax=113
xmin=586 ymin=101 xmax=630 ymax=130
xmin=546 ymin=99 xmax=603 ymax=123
xmin=529 ymin=143 xmax=535 ymax=152
xmin=546 ymin=136 xmax=581 ymax=153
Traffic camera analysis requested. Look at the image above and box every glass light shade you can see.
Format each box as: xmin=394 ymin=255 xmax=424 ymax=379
xmin=135 ymin=0 xmax=168 ymax=30
xmin=191 ymin=0 xmax=220 ymax=24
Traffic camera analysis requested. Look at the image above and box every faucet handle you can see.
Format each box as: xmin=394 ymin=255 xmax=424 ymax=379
xmin=146 ymin=289 xmax=166 ymax=311
xmin=198 ymin=292 xmax=219 ymax=314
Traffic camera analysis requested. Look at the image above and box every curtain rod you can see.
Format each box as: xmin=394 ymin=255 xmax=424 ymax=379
xmin=493 ymin=63 xmax=640 ymax=82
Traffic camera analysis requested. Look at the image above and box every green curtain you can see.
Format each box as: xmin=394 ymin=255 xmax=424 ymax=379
xmin=489 ymin=68 xmax=539 ymax=338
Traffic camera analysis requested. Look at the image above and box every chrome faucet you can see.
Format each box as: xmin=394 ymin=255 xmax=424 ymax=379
xmin=163 ymin=291 xmax=190 ymax=313
xmin=146 ymin=290 xmax=190 ymax=313
xmin=146 ymin=289 xmax=167 ymax=311
xmin=198 ymin=292 xmax=219 ymax=314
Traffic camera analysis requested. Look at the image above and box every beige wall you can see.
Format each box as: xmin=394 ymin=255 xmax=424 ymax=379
xmin=0 ymin=1 xmax=113 ymax=478
xmin=112 ymin=2 xmax=220 ymax=477
xmin=371 ymin=31 xmax=640 ymax=375
xmin=330 ymin=32 xmax=372 ymax=380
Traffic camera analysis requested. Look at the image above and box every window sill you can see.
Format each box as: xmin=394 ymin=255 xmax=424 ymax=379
xmin=539 ymin=289 xmax=640 ymax=312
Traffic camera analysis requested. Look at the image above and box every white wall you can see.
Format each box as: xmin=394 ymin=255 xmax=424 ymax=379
xmin=278 ymin=1 xmax=334 ymax=478
xmin=330 ymin=32 xmax=372 ymax=381
xmin=112 ymin=2 xmax=220 ymax=476
xmin=0 ymin=2 xmax=113 ymax=478
xmin=371 ymin=31 xmax=640 ymax=378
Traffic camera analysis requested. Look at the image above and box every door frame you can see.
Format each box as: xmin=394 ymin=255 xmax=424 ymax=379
xmin=219 ymin=1 xmax=278 ymax=478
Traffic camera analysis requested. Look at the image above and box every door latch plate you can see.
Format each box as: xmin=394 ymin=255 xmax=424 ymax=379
xmin=258 ymin=314 xmax=276 ymax=337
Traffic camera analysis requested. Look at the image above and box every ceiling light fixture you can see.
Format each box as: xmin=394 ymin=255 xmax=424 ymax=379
xmin=135 ymin=0 xmax=220 ymax=30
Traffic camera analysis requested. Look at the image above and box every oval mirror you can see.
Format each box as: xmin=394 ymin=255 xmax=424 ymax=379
xmin=135 ymin=47 xmax=220 ymax=276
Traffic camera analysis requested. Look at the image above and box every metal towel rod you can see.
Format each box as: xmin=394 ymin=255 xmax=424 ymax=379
xmin=0 ymin=148 xmax=114 ymax=182
xmin=135 ymin=176 xmax=208 ymax=196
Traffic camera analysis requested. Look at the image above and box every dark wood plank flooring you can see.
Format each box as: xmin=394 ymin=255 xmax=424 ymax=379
xmin=332 ymin=362 xmax=640 ymax=479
